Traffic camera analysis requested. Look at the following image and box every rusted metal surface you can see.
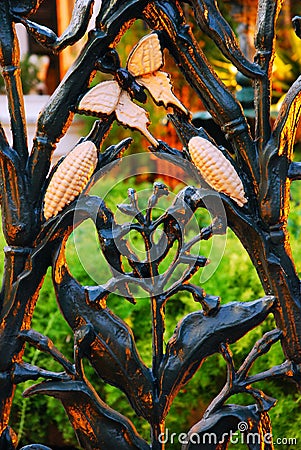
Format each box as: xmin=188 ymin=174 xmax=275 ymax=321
xmin=0 ymin=1 xmax=301 ymax=449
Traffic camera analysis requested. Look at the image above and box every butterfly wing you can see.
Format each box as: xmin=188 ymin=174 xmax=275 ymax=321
xmin=127 ymin=33 xmax=163 ymax=77
xmin=137 ymin=71 xmax=188 ymax=114
xmin=78 ymin=80 xmax=121 ymax=115
xmin=115 ymin=91 xmax=158 ymax=147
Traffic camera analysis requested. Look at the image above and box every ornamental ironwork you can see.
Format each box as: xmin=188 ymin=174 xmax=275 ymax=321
xmin=0 ymin=1 xmax=301 ymax=449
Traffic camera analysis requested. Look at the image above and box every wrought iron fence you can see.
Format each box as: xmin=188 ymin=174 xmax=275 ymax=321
xmin=0 ymin=1 xmax=301 ymax=449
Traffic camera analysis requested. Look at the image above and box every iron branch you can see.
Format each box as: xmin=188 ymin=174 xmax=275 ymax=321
xmin=254 ymin=0 xmax=283 ymax=151
xmin=203 ymin=332 xmax=282 ymax=419
xmin=19 ymin=329 xmax=76 ymax=376
xmin=272 ymin=76 xmax=301 ymax=161
xmin=186 ymin=0 xmax=264 ymax=79
xmin=0 ymin=2 xmax=28 ymax=166
xmin=17 ymin=0 xmax=94 ymax=52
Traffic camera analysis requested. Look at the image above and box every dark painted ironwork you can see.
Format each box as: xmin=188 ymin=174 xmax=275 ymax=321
xmin=0 ymin=1 xmax=300 ymax=449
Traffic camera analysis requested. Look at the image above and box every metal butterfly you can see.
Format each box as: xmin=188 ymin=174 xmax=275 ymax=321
xmin=78 ymin=33 xmax=188 ymax=147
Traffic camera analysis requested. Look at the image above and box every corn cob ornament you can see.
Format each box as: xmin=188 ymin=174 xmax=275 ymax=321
xmin=188 ymin=136 xmax=247 ymax=207
xmin=44 ymin=140 xmax=98 ymax=220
